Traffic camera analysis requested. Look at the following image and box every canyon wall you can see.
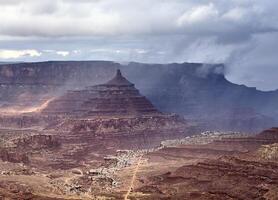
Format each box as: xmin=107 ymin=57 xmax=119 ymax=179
xmin=0 ymin=61 xmax=277 ymax=132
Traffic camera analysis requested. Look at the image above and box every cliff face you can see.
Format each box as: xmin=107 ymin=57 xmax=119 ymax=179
xmin=0 ymin=61 xmax=277 ymax=132
xmin=42 ymin=69 xmax=159 ymax=116
xmin=0 ymin=61 xmax=120 ymax=105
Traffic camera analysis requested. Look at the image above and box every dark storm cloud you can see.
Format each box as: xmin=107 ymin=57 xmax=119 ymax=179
xmin=0 ymin=0 xmax=278 ymax=90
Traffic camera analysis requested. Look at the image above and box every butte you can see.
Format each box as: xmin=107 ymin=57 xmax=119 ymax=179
xmin=42 ymin=69 xmax=160 ymax=117
xmin=41 ymin=69 xmax=195 ymax=149
xmin=0 ymin=70 xmax=195 ymax=169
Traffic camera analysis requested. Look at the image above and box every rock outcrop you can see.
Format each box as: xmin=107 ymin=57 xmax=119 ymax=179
xmin=42 ymin=70 xmax=159 ymax=117
xmin=134 ymin=129 xmax=278 ymax=199
xmin=258 ymin=143 xmax=278 ymax=160
xmin=0 ymin=71 xmax=193 ymax=172
xmin=137 ymin=157 xmax=278 ymax=199
xmin=0 ymin=134 xmax=60 ymax=164
xmin=0 ymin=61 xmax=276 ymax=132
xmin=257 ymin=127 xmax=278 ymax=140
xmin=0 ymin=149 xmax=29 ymax=164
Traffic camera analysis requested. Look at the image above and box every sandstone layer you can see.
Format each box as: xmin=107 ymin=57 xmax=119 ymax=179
xmin=0 ymin=61 xmax=276 ymax=132
xmin=42 ymin=69 xmax=159 ymax=117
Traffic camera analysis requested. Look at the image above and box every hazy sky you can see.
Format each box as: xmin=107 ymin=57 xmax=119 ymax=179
xmin=0 ymin=0 xmax=278 ymax=90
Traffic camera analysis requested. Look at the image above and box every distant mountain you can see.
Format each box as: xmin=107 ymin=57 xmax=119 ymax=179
xmin=0 ymin=62 xmax=23 ymax=65
xmin=0 ymin=61 xmax=276 ymax=132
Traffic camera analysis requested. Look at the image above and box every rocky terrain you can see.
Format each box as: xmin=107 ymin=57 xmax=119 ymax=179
xmin=42 ymin=69 xmax=159 ymax=117
xmin=0 ymin=64 xmax=277 ymax=199
xmin=0 ymin=61 xmax=277 ymax=132
xmin=0 ymin=70 xmax=193 ymax=199
xmin=126 ymin=128 xmax=278 ymax=200
xmin=1 ymin=128 xmax=278 ymax=199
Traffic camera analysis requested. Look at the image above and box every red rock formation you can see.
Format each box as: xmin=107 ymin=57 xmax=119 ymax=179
xmin=42 ymin=70 xmax=159 ymax=117
xmin=0 ymin=114 xmax=61 ymax=129
xmin=0 ymin=149 xmax=29 ymax=164
xmin=138 ymin=139 xmax=278 ymax=199
xmin=15 ymin=135 xmax=60 ymax=150
xmin=257 ymin=127 xmax=278 ymax=140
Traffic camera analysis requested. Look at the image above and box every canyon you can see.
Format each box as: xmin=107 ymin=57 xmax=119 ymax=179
xmin=0 ymin=61 xmax=277 ymax=132
xmin=0 ymin=62 xmax=277 ymax=199
xmin=1 ymin=127 xmax=278 ymax=199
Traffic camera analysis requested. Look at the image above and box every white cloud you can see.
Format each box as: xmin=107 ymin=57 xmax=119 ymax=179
xmin=0 ymin=0 xmax=278 ymax=90
xmin=177 ymin=3 xmax=219 ymax=26
xmin=73 ymin=50 xmax=81 ymax=54
xmin=56 ymin=51 xmax=69 ymax=57
xmin=0 ymin=49 xmax=41 ymax=59
xmin=135 ymin=49 xmax=148 ymax=54
xmin=222 ymin=8 xmax=246 ymax=21
xmin=0 ymin=0 xmax=276 ymax=39
xmin=43 ymin=49 xmax=55 ymax=53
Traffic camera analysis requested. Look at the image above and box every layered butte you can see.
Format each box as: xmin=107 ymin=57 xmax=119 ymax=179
xmin=42 ymin=70 xmax=159 ymax=117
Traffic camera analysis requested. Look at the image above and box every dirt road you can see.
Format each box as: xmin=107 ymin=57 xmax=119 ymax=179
xmin=123 ymin=155 xmax=143 ymax=200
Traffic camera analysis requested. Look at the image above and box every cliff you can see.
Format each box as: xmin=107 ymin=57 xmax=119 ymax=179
xmin=0 ymin=61 xmax=277 ymax=132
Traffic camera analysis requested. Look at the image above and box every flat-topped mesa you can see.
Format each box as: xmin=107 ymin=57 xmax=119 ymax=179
xmin=42 ymin=69 xmax=160 ymax=117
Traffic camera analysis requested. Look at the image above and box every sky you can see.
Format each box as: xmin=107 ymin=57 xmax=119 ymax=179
xmin=0 ymin=0 xmax=278 ymax=91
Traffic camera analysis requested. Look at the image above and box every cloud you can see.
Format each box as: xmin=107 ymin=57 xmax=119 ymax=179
xmin=177 ymin=3 xmax=219 ymax=26
xmin=0 ymin=0 xmax=278 ymax=90
xmin=0 ymin=49 xmax=41 ymax=59
xmin=0 ymin=0 xmax=276 ymax=40
xmin=56 ymin=51 xmax=69 ymax=57
xmin=226 ymin=32 xmax=278 ymax=91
